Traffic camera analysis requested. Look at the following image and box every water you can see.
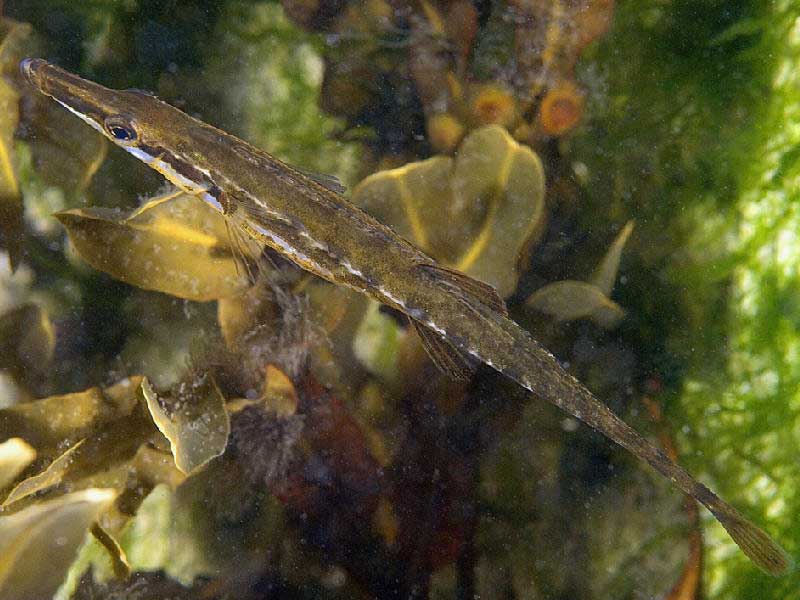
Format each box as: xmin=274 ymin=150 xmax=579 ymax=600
xmin=0 ymin=1 xmax=798 ymax=598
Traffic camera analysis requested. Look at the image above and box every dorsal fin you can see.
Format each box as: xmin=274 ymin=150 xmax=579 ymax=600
xmin=416 ymin=263 xmax=507 ymax=316
xmin=293 ymin=167 xmax=347 ymax=194
xmin=125 ymin=88 xmax=157 ymax=97
xmin=412 ymin=320 xmax=476 ymax=381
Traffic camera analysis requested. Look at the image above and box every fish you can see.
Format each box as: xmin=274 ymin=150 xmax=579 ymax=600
xmin=19 ymin=57 xmax=792 ymax=575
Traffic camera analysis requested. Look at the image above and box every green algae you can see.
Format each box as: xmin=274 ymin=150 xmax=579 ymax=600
xmin=576 ymin=1 xmax=800 ymax=596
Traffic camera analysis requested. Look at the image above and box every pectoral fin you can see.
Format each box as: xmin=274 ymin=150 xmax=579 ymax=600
xmin=225 ymin=219 xmax=267 ymax=284
xmin=412 ymin=320 xmax=476 ymax=381
xmin=416 ymin=263 xmax=508 ymax=316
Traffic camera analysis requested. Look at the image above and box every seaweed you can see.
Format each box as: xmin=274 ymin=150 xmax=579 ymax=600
xmin=0 ymin=0 xmax=797 ymax=598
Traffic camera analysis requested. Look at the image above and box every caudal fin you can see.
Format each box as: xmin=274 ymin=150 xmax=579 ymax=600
xmin=710 ymin=502 xmax=793 ymax=575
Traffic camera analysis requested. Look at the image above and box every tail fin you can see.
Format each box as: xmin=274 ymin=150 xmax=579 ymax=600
xmin=709 ymin=501 xmax=793 ymax=576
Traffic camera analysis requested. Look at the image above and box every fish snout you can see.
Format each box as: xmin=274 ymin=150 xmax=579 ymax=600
xmin=19 ymin=57 xmax=47 ymax=86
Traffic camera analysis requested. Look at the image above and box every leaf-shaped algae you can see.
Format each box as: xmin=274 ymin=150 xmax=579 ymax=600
xmin=141 ymin=375 xmax=230 ymax=475
xmin=114 ymin=483 xmax=211 ymax=583
xmin=262 ymin=364 xmax=299 ymax=417
xmin=526 ymin=280 xmax=625 ymax=328
xmin=353 ymin=300 xmax=405 ymax=382
xmin=0 ymin=488 xmax=118 ymax=600
xmin=0 ymin=378 xmax=142 ymax=448
xmin=2 ymin=439 xmax=86 ymax=507
xmin=0 ymin=438 xmax=35 ymax=491
xmin=590 ymin=220 xmax=634 ymax=296
xmin=353 ymin=125 xmax=546 ymax=297
xmin=57 ymin=190 xmax=250 ymax=301
xmin=526 ymin=221 xmax=634 ymax=329
xmin=451 ymin=126 xmax=547 ymax=294
xmin=0 ymin=76 xmax=22 ymax=270
xmin=217 ymin=284 xmax=279 ymax=350
xmin=2 ymin=407 xmax=157 ymax=508
xmin=0 ymin=303 xmax=55 ymax=386
xmin=0 ymin=19 xmax=34 ymax=269
xmin=0 ymin=387 xmax=108 ymax=448
xmin=304 ymin=279 xmax=372 ymax=386
xmin=0 ymin=377 xmax=156 ymax=511
xmin=18 ymin=84 xmax=107 ymax=195
xmin=89 ymin=522 xmax=130 ymax=580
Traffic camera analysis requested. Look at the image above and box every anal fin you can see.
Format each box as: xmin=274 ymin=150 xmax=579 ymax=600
xmin=412 ymin=320 xmax=476 ymax=381
xmin=416 ymin=263 xmax=508 ymax=316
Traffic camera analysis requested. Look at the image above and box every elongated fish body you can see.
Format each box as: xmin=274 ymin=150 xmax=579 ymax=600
xmin=19 ymin=58 xmax=792 ymax=575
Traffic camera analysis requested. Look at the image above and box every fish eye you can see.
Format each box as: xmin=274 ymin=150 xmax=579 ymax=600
xmin=104 ymin=117 xmax=137 ymax=143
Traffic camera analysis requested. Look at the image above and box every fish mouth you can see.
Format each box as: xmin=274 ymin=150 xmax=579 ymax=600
xmin=19 ymin=57 xmax=47 ymax=87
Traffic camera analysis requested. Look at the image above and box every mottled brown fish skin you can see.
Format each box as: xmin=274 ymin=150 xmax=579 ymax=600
xmin=20 ymin=58 xmax=792 ymax=575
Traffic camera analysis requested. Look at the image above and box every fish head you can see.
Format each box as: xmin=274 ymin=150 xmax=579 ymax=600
xmin=20 ymin=58 xmax=230 ymax=214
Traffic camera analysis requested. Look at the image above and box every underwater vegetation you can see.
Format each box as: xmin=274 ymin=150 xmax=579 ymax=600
xmin=0 ymin=0 xmax=799 ymax=598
